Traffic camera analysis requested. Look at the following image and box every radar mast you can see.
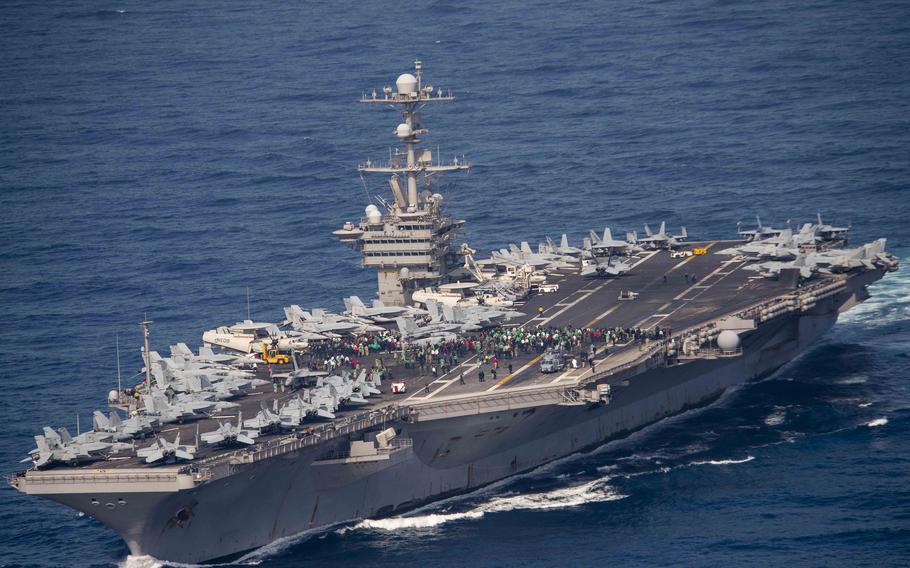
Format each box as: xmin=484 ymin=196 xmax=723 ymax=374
xmin=334 ymin=60 xmax=470 ymax=306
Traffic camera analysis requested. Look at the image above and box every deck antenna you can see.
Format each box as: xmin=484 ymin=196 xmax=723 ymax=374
xmin=195 ymin=423 xmax=200 ymax=449
xmin=116 ymin=333 xmax=122 ymax=394
xmin=76 ymin=414 xmax=80 ymax=436
xmin=140 ymin=314 xmax=153 ymax=394
xmin=246 ymin=287 xmax=252 ymax=320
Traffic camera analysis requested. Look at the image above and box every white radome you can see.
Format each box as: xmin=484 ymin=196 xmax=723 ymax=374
xmin=365 ymin=204 xmax=381 ymax=224
xmin=396 ymin=73 xmax=418 ymax=94
xmin=716 ymin=330 xmax=741 ymax=352
xmin=396 ymin=123 xmax=412 ymax=138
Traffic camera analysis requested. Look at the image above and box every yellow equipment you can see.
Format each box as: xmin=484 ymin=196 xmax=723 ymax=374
xmin=261 ymin=344 xmax=290 ymax=365
xmin=693 ymin=248 xmax=708 ymax=255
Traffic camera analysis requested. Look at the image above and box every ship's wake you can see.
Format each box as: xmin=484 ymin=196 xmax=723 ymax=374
xmin=354 ymin=475 xmax=626 ymax=532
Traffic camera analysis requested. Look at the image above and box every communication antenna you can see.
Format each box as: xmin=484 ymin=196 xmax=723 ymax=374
xmin=76 ymin=414 xmax=80 ymax=436
xmin=246 ymin=287 xmax=252 ymax=320
xmin=116 ymin=333 xmax=122 ymax=394
xmin=140 ymin=315 xmax=153 ymax=394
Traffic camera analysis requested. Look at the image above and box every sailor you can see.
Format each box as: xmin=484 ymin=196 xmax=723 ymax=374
xmin=663 ymin=274 xmax=667 ymax=283
xmin=684 ymin=273 xmax=689 ymax=283
xmin=459 ymin=372 xmax=465 ymax=385
xmin=508 ymin=363 xmax=513 ymax=375
xmin=425 ymin=383 xmax=430 ymax=394
xmin=478 ymin=370 xmax=485 ymax=382
xmin=491 ymin=369 xmax=497 ymax=381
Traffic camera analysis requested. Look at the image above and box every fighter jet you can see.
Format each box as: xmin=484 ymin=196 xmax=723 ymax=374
xmin=395 ymin=316 xmax=459 ymax=346
xmin=743 ymin=253 xmax=816 ymax=279
xmin=342 ymin=296 xmax=426 ymax=323
xmin=201 ymin=415 xmax=258 ymax=447
xmin=579 ymin=240 xmax=633 ymax=277
xmin=737 ymin=215 xmax=788 ymax=242
xmin=243 ymin=400 xmax=282 ymax=433
xmin=814 ymin=213 xmax=850 ymax=243
xmin=141 ymin=392 xmax=212 ymax=424
xmin=425 ymin=299 xmax=521 ymax=331
xmin=137 ymin=433 xmax=196 ymax=465
xmin=638 ymin=222 xmax=688 ymax=249
xmin=279 ymin=391 xmax=336 ymax=427
xmin=588 ymin=227 xmax=634 ymax=254
xmin=319 ymin=376 xmax=368 ymax=406
xmin=21 ymin=426 xmax=130 ymax=469
xmin=271 ymin=351 xmax=329 ymax=389
xmin=92 ymin=410 xmax=158 ymax=441
xmin=541 ymin=234 xmax=583 ymax=257
xmin=351 ymin=369 xmax=382 ymax=397
xmin=812 ymin=238 xmax=889 ymax=273
xmin=283 ymin=305 xmax=384 ymax=335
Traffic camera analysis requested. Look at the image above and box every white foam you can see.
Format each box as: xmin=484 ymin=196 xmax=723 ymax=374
xmin=236 ymin=521 xmax=351 ymax=564
xmin=764 ymin=408 xmax=786 ymax=426
xmin=689 ymin=455 xmax=755 ymax=466
xmin=836 ymin=374 xmax=868 ymax=385
xmin=866 ymin=417 xmax=888 ymax=427
xmin=355 ymin=477 xmax=626 ymax=532
xmin=120 ymin=557 xmax=164 ymax=568
xmin=858 ymin=402 xmax=874 ymax=408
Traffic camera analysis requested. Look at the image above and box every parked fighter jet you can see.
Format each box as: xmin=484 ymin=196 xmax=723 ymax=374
xmin=814 ymin=213 xmax=850 ymax=243
xmin=271 ymin=352 xmax=329 ymax=389
xmin=813 ymin=238 xmax=889 ymax=273
xmin=201 ymin=415 xmax=258 ymax=447
xmin=21 ymin=426 xmax=130 ymax=469
xmin=737 ymin=215 xmax=788 ymax=242
xmin=719 ymin=224 xmax=817 ymax=259
xmin=580 ymin=240 xmax=633 ymax=277
xmin=342 ymin=296 xmax=426 ymax=322
xmin=424 ymin=299 xmax=522 ymax=331
xmin=92 ymin=410 xmax=157 ymax=441
xmin=137 ymin=434 xmax=195 ymax=464
xmin=283 ymin=305 xmax=385 ymax=335
xmin=541 ymin=234 xmax=583 ymax=256
xmin=743 ymin=253 xmax=816 ymax=279
xmin=588 ymin=227 xmax=635 ymax=254
xmin=319 ymin=376 xmax=368 ymax=406
xmin=351 ymin=369 xmax=382 ymax=397
xmin=638 ymin=222 xmax=687 ymax=249
xmin=279 ymin=391 xmax=336 ymax=427
xmin=243 ymin=400 xmax=282 ymax=433
xmin=395 ymin=316 xmax=459 ymax=346
xmin=141 ymin=392 xmax=212 ymax=424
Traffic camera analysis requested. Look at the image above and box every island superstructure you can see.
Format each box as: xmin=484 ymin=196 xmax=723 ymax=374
xmin=8 ymin=61 xmax=900 ymax=564
xmin=334 ymin=60 xmax=469 ymax=306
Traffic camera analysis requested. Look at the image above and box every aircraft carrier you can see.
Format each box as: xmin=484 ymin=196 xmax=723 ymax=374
xmin=8 ymin=62 xmax=900 ymax=564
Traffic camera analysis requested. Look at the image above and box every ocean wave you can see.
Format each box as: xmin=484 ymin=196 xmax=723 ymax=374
xmin=353 ymin=476 xmax=626 ymax=533
xmin=688 ymin=456 xmax=755 ymax=466
xmin=763 ymin=408 xmax=787 ymax=426
xmin=865 ymin=417 xmax=888 ymax=427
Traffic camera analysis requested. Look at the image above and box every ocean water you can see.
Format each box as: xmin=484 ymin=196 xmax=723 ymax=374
xmin=1 ymin=1 xmax=909 ymax=566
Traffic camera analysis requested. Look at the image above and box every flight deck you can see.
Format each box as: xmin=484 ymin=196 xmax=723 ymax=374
xmin=65 ymin=242 xmax=800 ymax=471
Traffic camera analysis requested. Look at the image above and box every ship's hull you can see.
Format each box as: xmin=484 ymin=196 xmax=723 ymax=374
xmin=31 ymin=272 xmax=880 ymax=564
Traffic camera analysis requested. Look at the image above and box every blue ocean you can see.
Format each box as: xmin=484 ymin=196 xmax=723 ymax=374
xmin=2 ymin=1 xmax=909 ymax=566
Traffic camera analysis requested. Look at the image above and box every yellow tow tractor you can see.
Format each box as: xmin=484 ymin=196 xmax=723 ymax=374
xmin=261 ymin=344 xmax=290 ymax=365
xmin=693 ymin=247 xmax=708 ymax=256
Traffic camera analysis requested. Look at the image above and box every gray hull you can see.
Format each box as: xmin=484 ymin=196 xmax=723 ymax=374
xmin=42 ymin=303 xmax=841 ymax=563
